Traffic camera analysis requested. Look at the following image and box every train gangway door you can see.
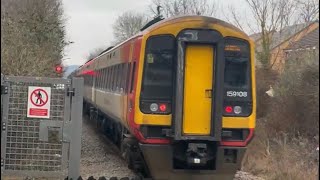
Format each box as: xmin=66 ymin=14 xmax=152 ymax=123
xmin=183 ymin=45 xmax=214 ymax=135
xmin=1 ymin=75 xmax=83 ymax=180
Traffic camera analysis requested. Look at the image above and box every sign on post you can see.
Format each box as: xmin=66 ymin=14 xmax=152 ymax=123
xmin=27 ymin=86 xmax=51 ymax=118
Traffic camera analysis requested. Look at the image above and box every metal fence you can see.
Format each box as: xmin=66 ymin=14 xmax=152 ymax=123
xmin=1 ymin=75 xmax=83 ymax=180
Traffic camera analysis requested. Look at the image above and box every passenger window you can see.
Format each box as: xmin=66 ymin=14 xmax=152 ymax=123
xmin=117 ymin=64 xmax=123 ymax=93
xmin=130 ymin=62 xmax=136 ymax=93
xmin=104 ymin=68 xmax=108 ymax=89
xmin=112 ymin=66 xmax=117 ymax=91
xmin=121 ymin=64 xmax=128 ymax=93
xmin=107 ymin=67 xmax=111 ymax=90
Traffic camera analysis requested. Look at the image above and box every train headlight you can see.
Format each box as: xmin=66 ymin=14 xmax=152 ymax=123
xmin=150 ymin=103 xmax=158 ymax=112
xmin=234 ymin=106 xmax=242 ymax=114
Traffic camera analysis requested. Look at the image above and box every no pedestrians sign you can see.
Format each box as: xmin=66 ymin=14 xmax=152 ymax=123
xmin=27 ymin=86 xmax=51 ymax=118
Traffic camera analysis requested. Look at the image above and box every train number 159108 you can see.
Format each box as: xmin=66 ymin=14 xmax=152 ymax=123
xmin=226 ymin=91 xmax=248 ymax=97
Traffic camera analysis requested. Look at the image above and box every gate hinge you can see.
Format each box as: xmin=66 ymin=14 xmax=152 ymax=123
xmin=2 ymin=122 xmax=6 ymax=131
xmin=67 ymin=88 xmax=75 ymax=96
xmin=1 ymin=85 xmax=8 ymax=94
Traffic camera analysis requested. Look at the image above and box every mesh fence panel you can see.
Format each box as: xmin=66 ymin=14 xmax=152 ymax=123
xmin=4 ymin=81 xmax=66 ymax=172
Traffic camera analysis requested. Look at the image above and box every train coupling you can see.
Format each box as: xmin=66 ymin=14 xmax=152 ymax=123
xmin=186 ymin=143 xmax=208 ymax=166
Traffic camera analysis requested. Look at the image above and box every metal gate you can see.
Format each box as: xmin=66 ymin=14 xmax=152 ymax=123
xmin=1 ymin=75 xmax=83 ymax=180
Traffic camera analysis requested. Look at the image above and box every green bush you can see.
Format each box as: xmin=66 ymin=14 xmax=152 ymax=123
xmin=1 ymin=0 xmax=67 ymax=77
xmin=268 ymin=50 xmax=319 ymax=138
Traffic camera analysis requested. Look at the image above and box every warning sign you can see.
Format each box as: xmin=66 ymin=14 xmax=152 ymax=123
xmin=27 ymin=86 xmax=51 ymax=118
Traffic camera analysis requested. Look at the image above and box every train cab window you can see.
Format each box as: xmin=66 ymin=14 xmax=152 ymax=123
xmin=141 ymin=35 xmax=175 ymax=100
xmin=224 ymin=38 xmax=250 ymax=88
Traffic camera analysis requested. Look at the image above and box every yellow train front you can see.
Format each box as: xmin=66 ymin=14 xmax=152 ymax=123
xmin=76 ymin=15 xmax=256 ymax=180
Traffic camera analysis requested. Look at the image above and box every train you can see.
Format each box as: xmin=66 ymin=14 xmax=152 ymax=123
xmin=69 ymin=15 xmax=256 ymax=180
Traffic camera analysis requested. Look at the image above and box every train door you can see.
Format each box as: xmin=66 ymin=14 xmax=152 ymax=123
xmin=173 ymin=29 xmax=224 ymax=141
xmin=126 ymin=39 xmax=140 ymax=128
xmin=183 ymin=45 xmax=214 ymax=135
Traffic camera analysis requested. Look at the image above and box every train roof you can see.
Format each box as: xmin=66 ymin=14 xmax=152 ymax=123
xmin=76 ymin=15 xmax=249 ymax=72
xmin=141 ymin=15 xmax=248 ymax=37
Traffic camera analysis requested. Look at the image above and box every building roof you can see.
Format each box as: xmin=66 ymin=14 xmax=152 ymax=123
xmin=249 ymin=22 xmax=318 ymax=51
xmin=285 ymin=27 xmax=319 ymax=50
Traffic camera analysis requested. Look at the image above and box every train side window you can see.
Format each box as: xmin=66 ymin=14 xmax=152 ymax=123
xmin=113 ymin=65 xmax=117 ymax=91
xmin=102 ymin=68 xmax=105 ymax=89
xmin=104 ymin=68 xmax=108 ymax=90
xmin=99 ymin=69 xmax=102 ymax=89
xmin=117 ymin=64 xmax=121 ymax=92
xmin=106 ymin=67 xmax=109 ymax=90
xmin=115 ymin=65 xmax=119 ymax=92
xmin=97 ymin=69 xmax=100 ymax=89
xmin=109 ymin=66 xmax=113 ymax=92
xmin=122 ymin=63 xmax=129 ymax=93
xmin=96 ymin=70 xmax=99 ymax=88
xmin=107 ymin=67 xmax=111 ymax=91
xmin=112 ymin=66 xmax=117 ymax=92
xmin=109 ymin=66 xmax=113 ymax=91
xmin=130 ymin=62 xmax=136 ymax=93
xmin=118 ymin=64 xmax=123 ymax=93
xmin=101 ymin=68 xmax=104 ymax=89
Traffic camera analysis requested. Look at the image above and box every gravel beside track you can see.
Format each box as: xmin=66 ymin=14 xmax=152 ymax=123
xmin=80 ymin=116 xmax=135 ymax=179
xmin=80 ymin=116 xmax=264 ymax=180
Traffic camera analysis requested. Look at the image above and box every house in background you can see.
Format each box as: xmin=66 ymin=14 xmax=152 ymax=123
xmin=251 ymin=21 xmax=319 ymax=73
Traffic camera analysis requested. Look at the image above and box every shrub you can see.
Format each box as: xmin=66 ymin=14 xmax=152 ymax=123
xmin=1 ymin=0 xmax=67 ymax=77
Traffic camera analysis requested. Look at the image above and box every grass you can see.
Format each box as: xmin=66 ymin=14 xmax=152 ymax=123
xmin=242 ymin=120 xmax=319 ymax=180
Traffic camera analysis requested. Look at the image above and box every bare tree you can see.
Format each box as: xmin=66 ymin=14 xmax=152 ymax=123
xmin=86 ymin=47 xmax=106 ymax=61
xmin=149 ymin=0 xmax=217 ymax=18
xmin=227 ymin=0 xmax=298 ymax=69
xmin=1 ymin=0 xmax=67 ymax=77
xmin=296 ymin=0 xmax=319 ymax=23
xmin=112 ymin=11 xmax=148 ymax=44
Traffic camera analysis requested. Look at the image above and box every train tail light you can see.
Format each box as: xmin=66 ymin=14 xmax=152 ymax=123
xmin=140 ymin=101 xmax=171 ymax=114
xmin=225 ymin=106 xmax=233 ymax=113
xmin=159 ymin=104 xmax=167 ymax=112
xmin=223 ymin=102 xmax=251 ymax=116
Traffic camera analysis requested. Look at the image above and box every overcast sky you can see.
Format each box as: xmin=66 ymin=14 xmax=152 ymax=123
xmin=62 ymin=0 xmax=248 ymax=66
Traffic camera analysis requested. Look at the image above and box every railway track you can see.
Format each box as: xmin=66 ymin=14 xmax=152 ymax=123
xmin=80 ymin=115 xmax=264 ymax=180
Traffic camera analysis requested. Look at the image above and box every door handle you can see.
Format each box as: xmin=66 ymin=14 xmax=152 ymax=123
xmin=205 ymin=89 xmax=212 ymax=98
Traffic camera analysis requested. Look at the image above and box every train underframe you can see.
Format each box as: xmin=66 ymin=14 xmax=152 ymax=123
xmin=83 ymin=100 xmax=246 ymax=180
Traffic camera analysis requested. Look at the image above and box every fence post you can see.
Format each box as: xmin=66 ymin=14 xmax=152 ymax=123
xmin=68 ymin=77 xmax=83 ymax=180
